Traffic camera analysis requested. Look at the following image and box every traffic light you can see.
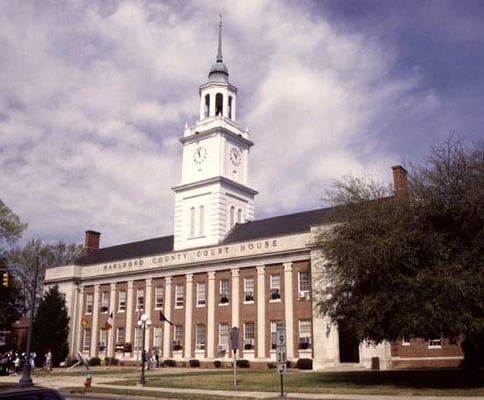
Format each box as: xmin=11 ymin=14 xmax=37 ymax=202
xmin=2 ymin=272 xmax=8 ymax=288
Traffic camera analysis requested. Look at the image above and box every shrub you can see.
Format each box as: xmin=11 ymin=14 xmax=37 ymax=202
xmin=164 ymin=359 xmax=176 ymax=367
xmin=105 ymin=357 xmax=119 ymax=366
xmin=267 ymin=362 xmax=276 ymax=369
xmin=189 ymin=359 xmax=200 ymax=367
xmin=88 ymin=357 xmax=101 ymax=367
xmin=214 ymin=360 xmax=222 ymax=368
xmin=295 ymin=358 xmax=312 ymax=370
xmin=236 ymin=359 xmax=250 ymax=368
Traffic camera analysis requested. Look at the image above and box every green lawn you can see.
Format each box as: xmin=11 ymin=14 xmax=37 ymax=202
xmin=107 ymin=368 xmax=484 ymax=396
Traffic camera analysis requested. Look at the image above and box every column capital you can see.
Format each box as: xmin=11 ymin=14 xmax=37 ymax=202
xmin=256 ymin=265 xmax=265 ymax=274
xmin=208 ymin=271 xmax=216 ymax=280
xmin=186 ymin=274 xmax=193 ymax=283
xmin=283 ymin=262 xmax=293 ymax=271
xmin=127 ymin=281 xmax=134 ymax=289
xmin=231 ymin=268 xmax=240 ymax=278
xmin=165 ymin=276 xmax=172 ymax=285
xmin=145 ymin=278 xmax=153 ymax=286
xmin=110 ymin=282 xmax=116 ymax=290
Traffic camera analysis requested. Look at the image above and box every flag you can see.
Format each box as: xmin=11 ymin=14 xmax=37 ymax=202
xmin=105 ymin=311 xmax=113 ymax=330
xmin=81 ymin=314 xmax=89 ymax=328
xmin=159 ymin=310 xmax=173 ymax=326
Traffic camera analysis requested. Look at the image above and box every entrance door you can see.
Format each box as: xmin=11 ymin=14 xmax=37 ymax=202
xmin=338 ymin=322 xmax=360 ymax=363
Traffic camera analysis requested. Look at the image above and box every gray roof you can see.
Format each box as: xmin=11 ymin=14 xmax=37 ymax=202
xmin=75 ymin=207 xmax=337 ymax=266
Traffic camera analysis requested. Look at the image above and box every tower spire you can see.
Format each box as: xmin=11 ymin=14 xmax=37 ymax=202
xmin=208 ymin=14 xmax=229 ymax=82
xmin=217 ymin=13 xmax=223 ymax=62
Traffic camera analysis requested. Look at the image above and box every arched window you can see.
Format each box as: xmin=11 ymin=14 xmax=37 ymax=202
xmin=204 ymin=94 xmax=210 ymax=118
xmin=228 ymin=96 xmax=233 ymax=119
xmin=190 ymin=207 xmax=196 ymax=237
xmin=199 ymin=205 xmax=205 ymax=236
xmin=215 ymin=93 xmax=223 ymax=116
xmin=230 ymin=206 xmax=235 ymax=227
xmin=237 ymin=208 xmax=243 ymax=223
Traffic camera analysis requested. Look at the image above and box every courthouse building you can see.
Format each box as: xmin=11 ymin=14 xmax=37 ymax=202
xmin=44 ymin=26 xmax=463 ymax=369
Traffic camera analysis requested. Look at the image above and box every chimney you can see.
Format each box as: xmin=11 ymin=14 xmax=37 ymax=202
xmin=84 ymin=230 xmax=101 ymax=255
xmin=392 ymin=165 xmax=408 ymax=200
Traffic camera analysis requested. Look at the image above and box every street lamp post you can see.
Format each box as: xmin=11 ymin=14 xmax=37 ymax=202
xmin=137 ymin=313 xmax=151 ymax=386
xmin=19 ymin=254 xmax=40 ymax=387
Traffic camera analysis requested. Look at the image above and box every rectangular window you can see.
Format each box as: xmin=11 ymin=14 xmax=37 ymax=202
xmin=298 ymin=320 xmax=312 ymax=349
xmin=428 ymin=338 xmax=442 ymax=348
xmin=118 ymin=290 xmax=126 ymax=312
xmin=270 ymin=274 xmax=281 ymax=300
xmin=219 ymin=279 xmax=229 ymax=304
xmin=155 ymin=286 xmax=164 ymax=309
xmin=197 ymin=282 xmax=206 ymax=306
xmin=134 ymin=327 xmax=142 ymax=351
xmin=196 ymin=324 xmax=206 ymax=350
xmin=116 ymin=327 xmax=125 ymax=344
xmin=174 ymin=326 xmax=183 ymax=350
xmin=244 ymin=277 xmax=254 ymax=302
xmin=136 ymin=289 xmax=144 ymax=311
xmin=298 ymin=271 xmax=310 ymax=299
xmin=83 ymin=329 xmax=91 ymax=352
xmin=175 ymin=284 xmax=184 ymax=308
xmin=100 ymin=291 xmax=109 ymax=313
xmin=86 ymin=294 xmax=93 ymax=314
xmin=153 ymin=327 xmax=162 ymax=351
xmin=219 ymin=323 xmax=229 ymax=351
xmin=98 ymin=328 xmax=107 ymax=350
xmin=244 ymin=322 xmax=255 ymax=350
xmin=270 ymin=321 xmax=278 ymax=350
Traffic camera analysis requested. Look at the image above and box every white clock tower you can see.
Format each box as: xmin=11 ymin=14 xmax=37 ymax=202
xmin=173 ymin=19 xmax=257 ymax=251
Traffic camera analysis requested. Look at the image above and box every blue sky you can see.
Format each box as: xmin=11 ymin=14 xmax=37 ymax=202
xmin=1 ymin=0 xmax=482 ymax=248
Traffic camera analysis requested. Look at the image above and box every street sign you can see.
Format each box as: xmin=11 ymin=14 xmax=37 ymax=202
xmin=277 ymin=363 xmax=287 ymax=374
xmin=230 ymin=326 xmax=239 ymax=350
xmin=276 ymin=321 xmax=287 ymax=375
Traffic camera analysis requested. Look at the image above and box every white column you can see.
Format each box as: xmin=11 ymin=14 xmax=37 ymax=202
xmin=256 ymin=265 xmax=266 ymax=359
xmin=90 ymin=285 xmax=100 ymax=357
xmin=76 ymin=287 xmax=85 ymax=355
xmin=207 ymin=271 xmax=216 ymax=358
xmin=125 ymin=281 xmax=134 ymax=348
xmin=107 ymin=283 xmax=116 ymax=358
xmin=184 ymin=274 xmax=193 ymax=358
xmin=163 ymin=277 xmax=172 ymax=357
xmin=145 ymin=279 xmax=153 ymax=349
xmin=231 ymin=269 xmax=240 ymax=328
xmin=284 ymin=262 xmax=295 ymax=359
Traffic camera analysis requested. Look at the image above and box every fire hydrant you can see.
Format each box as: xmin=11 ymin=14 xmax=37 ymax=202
xmin=84 ymin=372 xmax=92 ymax=390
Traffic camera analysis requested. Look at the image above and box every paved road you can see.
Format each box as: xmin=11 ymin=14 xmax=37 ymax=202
xmin=2 ymin=371 xmax=483 ymax=400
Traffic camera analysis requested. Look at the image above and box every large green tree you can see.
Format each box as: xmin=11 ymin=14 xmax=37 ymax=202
xmin=0 ymin=199 xmax=27 ymax=337
xmin=32 ymin=285 xmax=70 ymax=367
xmin=0 ymin=198 xmax=27 ymax=250
xmin=314 ymin=139 xmax=483 ymax=366
xmin=7 ymin=240 xmax=83 ymax=315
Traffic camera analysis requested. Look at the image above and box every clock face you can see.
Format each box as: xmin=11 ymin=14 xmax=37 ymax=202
xmin=229 ymin=147 xmax=242 ymax=166
xmin=193 ymin=146 xmax=207 ymax=164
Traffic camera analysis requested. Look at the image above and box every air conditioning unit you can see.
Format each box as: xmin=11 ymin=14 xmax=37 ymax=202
xmin=270 ymin=288 xmax=280 ymax=299
xmin=217 ymin=344 xmax=227 ymax=352
xmin=244 ymin=338 xmax=254 ymax=345
xmin=299 ymin=337 xmax=311 ymax=344
xmin=298 ymin=290 xmax=310 ymax=300
xmin=244 ymin=291 xmax=254 ymax=301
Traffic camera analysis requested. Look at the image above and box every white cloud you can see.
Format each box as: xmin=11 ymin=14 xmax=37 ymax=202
xmin=0 ymin=0 xmax=472 ymax=247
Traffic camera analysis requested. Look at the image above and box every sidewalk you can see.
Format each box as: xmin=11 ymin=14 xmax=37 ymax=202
xmin=2 ymin=371 xmax=483 ymax=400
